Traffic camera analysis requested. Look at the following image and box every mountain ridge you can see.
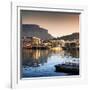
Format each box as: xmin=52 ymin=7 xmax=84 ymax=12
xmin=56 ymin=32 xmax=79 ymax=41
xmin=21 ymin=24 xmax=54 ymax=40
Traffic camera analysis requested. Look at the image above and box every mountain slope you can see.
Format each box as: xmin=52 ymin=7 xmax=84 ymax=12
xmin=57 ymin=33 xmax=79 ymax=41
xmin=21 ymin=24 xmax=53 ymax=40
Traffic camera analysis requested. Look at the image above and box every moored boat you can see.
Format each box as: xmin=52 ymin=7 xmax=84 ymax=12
xmin=55 ymin=62 xmax=79 ymax=75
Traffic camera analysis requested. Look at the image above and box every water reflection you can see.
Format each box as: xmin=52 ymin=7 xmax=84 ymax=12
xmin=22 ymin=49 xmax=49 ymax=67
xmin=21 ymin=49 xmax=79 ymax=77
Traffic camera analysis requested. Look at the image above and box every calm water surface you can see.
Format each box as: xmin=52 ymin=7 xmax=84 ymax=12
xmin=21 ymin=49 xmax=79 ymax=78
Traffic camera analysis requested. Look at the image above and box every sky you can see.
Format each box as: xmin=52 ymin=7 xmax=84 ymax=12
xmin=21 ymin=10 xmax=80 ymax=37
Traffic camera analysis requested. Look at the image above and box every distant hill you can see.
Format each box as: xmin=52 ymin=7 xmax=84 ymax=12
xmin=21 ymin=24 xmax=53 ymax=40
xmin=57 ymin=33 xmax=79 ymax=41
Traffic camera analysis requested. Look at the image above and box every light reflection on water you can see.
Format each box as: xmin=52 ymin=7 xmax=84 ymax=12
xmin=21 ymin=49 xmax=79 ymax=77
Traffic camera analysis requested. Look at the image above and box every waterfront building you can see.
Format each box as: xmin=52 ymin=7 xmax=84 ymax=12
xmin=21 ymin=36 xmax=41 ymax=48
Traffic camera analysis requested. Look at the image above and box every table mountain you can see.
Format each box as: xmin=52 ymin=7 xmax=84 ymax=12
xmin=21 ymin=24 xmax=53 ymax=40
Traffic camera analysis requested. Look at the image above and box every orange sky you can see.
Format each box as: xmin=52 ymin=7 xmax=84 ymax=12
xmin=21 ymin=10 xmax=80 ymax=37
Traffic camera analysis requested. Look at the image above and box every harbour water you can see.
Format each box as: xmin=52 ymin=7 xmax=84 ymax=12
xmin=21 ymin=49 xmax=79 ymax=78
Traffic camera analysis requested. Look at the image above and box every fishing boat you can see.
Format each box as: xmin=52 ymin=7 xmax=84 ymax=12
xmin=55 ymin=60 xmax=79 ymax=75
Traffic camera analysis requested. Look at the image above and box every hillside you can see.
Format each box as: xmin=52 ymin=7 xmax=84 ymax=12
xmin=57 ymin=33 xmax=79 ymax=41
xmin=21 ymin=24 xmax=53 ymax=40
